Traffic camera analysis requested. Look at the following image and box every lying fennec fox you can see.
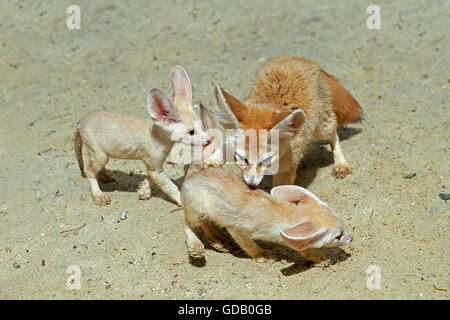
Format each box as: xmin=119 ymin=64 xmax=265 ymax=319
xmin=75 ymin=66 xmax=210 ymax=206
xmin=180 ymin=105 xmax=352 ymax=265
xmin=215 ymin=55 xmax=361 ymax=187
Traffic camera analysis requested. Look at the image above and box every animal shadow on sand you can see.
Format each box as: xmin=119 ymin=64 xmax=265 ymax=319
xmin=96 ymin=127 xmax=360 ymax=201
xmin=97 ymin=168 xmax=185 ymax=204
xmin=257 ymin=127 xmax=362 ymax=191
xmin=188 ymin=225 xmax=351 ymax=274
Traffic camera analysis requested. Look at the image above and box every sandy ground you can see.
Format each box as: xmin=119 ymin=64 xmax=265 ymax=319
xmin=0 ymin=0 xmax=448 ymax=300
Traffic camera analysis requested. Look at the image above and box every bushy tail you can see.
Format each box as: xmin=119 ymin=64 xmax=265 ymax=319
xmin=320 ymin=70 xmax=361 ymax=126
xmin=74 ymin=128 xmax=86 ymax=177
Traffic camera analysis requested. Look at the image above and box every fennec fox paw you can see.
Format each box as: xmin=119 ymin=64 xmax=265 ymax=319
xmin=174 ymin=197 xmax=183 ymax=207
xmin=97 ymin=170 xmax=116 ymax=183
xmin=138 ymin=192 xmax=152 ymax=200
xmin=314 ymin=259 xmax=332 ymax=268
xmin=187 ymin=241 xmax=206 ymax=259
xmin=208 ymin=239 xmax=231 ymax=253
xmin=93 ymin=194 xmax=111 ymax=206
xmin=137 ymin=179 xmax=152 ymax=200
xmin=254 ymin=250 xmax=276 ymax=263
xmin=201 ymin=222 xmax=231 ymax=252
xmin=333 ymin=164 xmax=352 ymax=179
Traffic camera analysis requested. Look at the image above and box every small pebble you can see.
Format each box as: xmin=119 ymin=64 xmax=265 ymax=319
xmin=119 ymin=211 xmax=127 ymax=220
xmin=13 ymin=262 xmax=20 ymax=269
xmin=438 ymin=193 xmax=450 ymax=201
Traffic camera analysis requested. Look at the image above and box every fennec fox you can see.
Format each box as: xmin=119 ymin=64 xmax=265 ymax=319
xmin=215 ymin=55 xmax=361 ymax=187
xmin=180 ymin=105 xmax=352 ymax=265
xmin=75 ymin=66 xmax=210 ymax=206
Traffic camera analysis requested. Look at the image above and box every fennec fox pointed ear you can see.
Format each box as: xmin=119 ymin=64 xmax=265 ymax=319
xmin=171 ymin=65 xmax=192 ymax=110
xmin=199 ymin=103 xmax=216 ymax=133
xmin=271 ymin=185 xmax=323 ymax=205
xmin=147 ymin=88 xmax=181 ymax=123
xmin=280 ymin=222 xmax=326 ymax=251
xmin=214 ymin=84 xmax=246 ymax=129
xmin=199 ymin=103 xmax=224 ymax=163
xmin=270 ymin=109 xmax=305 ymax=139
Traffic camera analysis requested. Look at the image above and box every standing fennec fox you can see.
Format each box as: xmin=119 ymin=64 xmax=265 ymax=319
xmin=215 ymin=55 xmax=361 ymax=187
xmin=180 ymin=105 xmax=352 ymax=266
xmin=74 ymin=66 xmax=210 ymax=206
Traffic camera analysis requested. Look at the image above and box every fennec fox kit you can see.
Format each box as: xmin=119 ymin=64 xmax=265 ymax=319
xmin=215 ymin=55 xmax=361 ymax=187
xmin=75 ymin=66 xmax=210 ymax=206
xmin=180 ymin=105 xmax=352 ymax=265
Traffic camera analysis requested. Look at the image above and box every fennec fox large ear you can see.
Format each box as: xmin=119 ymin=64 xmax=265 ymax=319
xmin=171 ymin=66 xmax=197 ymax=123
xmin=199 ymin=103 xmax=224 ymax=163
xmin=199 ymin=103 xmax=216 ymax=133
xmin=270 ymin=109 xmax=305 ymax=140
xmin=280 ymin=221 xmax=327 ymax=251
xmin=273 ymin=185 xmax=330 ymax=250
xmin=271 ymin=185 xmax=324 ymax=205
xmin=147 ymin=88 xmax=182 ymax=123
xmin=171 ymin=65 xmax=192 ymax=108
xmin=214 ymin=84 xmax=246 ymax=129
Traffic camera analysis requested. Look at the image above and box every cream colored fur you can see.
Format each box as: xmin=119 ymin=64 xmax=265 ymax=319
xmin=75 ymin=66 xmax=209 ymax=206
xmin=180 ymin=106 xmax=352 ymax=265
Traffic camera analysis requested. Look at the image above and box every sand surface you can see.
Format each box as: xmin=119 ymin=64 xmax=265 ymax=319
xmin=0 ymin=0 xmax=448 ymax=299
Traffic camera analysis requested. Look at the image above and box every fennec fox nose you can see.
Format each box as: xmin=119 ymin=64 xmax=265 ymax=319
xmin=243 ymin=171 xmax=263 ymax=188
xmin=341 ymin=233 xmax=353 ymax=246
xmin=243 ymin=175 xmax=259 ymax=189
xmin=347 ymin=234 xmax=353 ymax=243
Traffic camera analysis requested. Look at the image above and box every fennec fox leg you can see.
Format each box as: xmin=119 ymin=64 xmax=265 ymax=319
xmin=184 ymin=218 xmax=205 ymax=259
xmin=147 ymin=170 xmax=182 ymax=206
xmin=273 ymin=166 xmax=297 ymax=186
xmin=300 ymin=248 xmax=331 ymax=267
xmin=85 ymin=148 xmax=111 ymax=206
xmin=136 ymin=163 xmax=153 ymax=200
xmin=227 ymin=227 xmax=274 ymax=261
xmin=273 ymin=148 xmax=296 ymax=186
xmin=329 ymin=131 xmax=351 ymax=178
xmin=273 ymin=139 xmax=308 ymax=186
xmin=272 ymin=149 xmax=298 ymax=186
xmin=201 ymin=221 xmax=230 ymax=253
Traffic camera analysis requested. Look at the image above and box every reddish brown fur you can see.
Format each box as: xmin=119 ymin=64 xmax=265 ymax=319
xmin=320 ymin=70 xmax=361 ymax=126
xmin=215 ymin=55 xmax=359 ymax=184
xmin=247 ymin=56 xmax=314 ymax=117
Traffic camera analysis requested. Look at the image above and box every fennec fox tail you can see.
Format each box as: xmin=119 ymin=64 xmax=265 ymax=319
xmin=320 ymin=70 xmax=361 ymax=126
xmin=214 ymin=55 xmax=361 ymax=188
xmin=75 ymin=66 xmax=210 ymax=206
xmin=180 ymin=105 xmax=352 ymax=266
xmin=74 ymin=128 xmax=85 ymax=176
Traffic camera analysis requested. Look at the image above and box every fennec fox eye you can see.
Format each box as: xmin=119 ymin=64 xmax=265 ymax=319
xmin=235 ymin=149 xmax=249 ymax=164
xmin=188 ymin=129 xmax=195 ymax=135
xmin=259 ymin=155 xmax=273 ymax=167
xmin=335 ymin=230 xmax=344 ymax=240
xmin=238 ymin=155 xmax=249 ymax=165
